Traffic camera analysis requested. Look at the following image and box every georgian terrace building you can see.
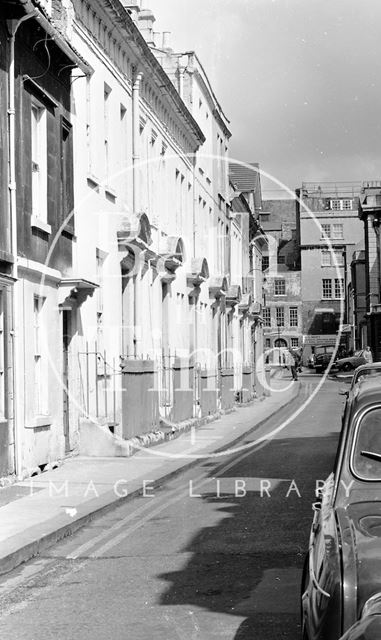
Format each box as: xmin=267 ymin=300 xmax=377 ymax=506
xmin=0 ymin=0 xmax=266 ymax=478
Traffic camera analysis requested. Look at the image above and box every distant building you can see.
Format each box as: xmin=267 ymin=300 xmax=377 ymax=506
xmin=263 ymin=268 xmax=303 ymax=356
xmin=260 ymin=199 xmax=302 ymax=358
xmin=350 ymin=245 xmax=367 ymax=350
xmin=298 ymin=182 xmax=363 ymax=359
xmin=229 ymin=163 xmax=266 ymax=392
xmin=358 ymin=181 xmax=381 ymax=359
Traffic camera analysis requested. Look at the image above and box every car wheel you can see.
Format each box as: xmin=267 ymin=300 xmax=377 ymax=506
xmin=342 ymin=362 xmax=353 ymax=372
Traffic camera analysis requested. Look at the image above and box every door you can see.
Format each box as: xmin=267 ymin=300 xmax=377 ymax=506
xmin=303 ymin=478 xmax=342 ymax=639
xmin=62 ymin=309 xmax=71 ymax=453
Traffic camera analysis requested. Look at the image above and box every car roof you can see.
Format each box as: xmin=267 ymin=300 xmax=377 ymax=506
xmin=355 ymin=362 xmax=381 ymax=371
xmin=351 ymin=377 xmax=381 ymax=411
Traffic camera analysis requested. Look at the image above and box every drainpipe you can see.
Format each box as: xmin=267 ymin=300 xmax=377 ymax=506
xmin=132 ymin=70 xmax=143 ymax=214
xmin=132 ymin=71 xmax=143 ymax=357
xmin=7 ymin=12 xmax=37 ymax=478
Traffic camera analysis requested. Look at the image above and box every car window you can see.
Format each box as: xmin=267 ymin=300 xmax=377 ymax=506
xmin=315 ymin=346 xmax=335 ymax=355
xmin=355 ymin=369 xmax=381 ymax=384
xmin=351 ymin=407 xmax=381 ymax=480
xmin=354 ymin=350 xmax=364 ymax=357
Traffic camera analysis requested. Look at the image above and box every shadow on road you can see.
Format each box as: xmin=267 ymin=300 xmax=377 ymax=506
xmin=158 ymin=431 xmax=339 ymax=639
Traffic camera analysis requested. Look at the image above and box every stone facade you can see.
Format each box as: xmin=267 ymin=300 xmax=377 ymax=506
xmin=358 ymin=182 xmax=381 ymax=360
xmin=260 ymin=199 xmax=302 ymax=359
xmin=298 ymin=182 xmax=363 ymax=358
xmin=0 ymin=0 xmax=265 ymax=480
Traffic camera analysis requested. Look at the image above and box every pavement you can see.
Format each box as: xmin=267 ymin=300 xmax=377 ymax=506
xmin=0 ymin=370 xmax=301 ymax=577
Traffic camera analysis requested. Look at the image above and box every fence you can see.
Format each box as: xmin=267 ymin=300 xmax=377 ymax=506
xmin=78 ymin=342 xmax=119 ymax=429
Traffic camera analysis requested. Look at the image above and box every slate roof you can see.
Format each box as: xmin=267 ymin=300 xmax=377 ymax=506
xmin=229 ymin=163 xmax=260 ymax=191
xmin=261 ymin=220 xmax=282 ymax=232
xmin=229 ymin=162 xmax=262 ymax=211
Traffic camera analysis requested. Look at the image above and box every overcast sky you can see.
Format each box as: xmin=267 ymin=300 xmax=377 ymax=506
xmin=148 ymin=0 xmax=381 ymax=199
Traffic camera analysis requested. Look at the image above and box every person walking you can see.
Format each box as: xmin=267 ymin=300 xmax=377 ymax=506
xmin=287 ymin=348 xmax=298 ymax=381
xmin=363 ymin=346 xmax=373 ymax=364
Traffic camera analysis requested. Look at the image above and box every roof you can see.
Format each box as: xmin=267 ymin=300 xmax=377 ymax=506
xmin=231 ymin=195 xmax=251 ymax=214
xmin=300 ymin=181 xmax=362 ymax=198
xmin=229 ymin=162 xmax=260 ymax=192
xmin=229 ymin=162 xmax=263 ymax=212
xmin=261 ymin=220 xmax=282 ymax=232
xmin=352 ymin=377 xmax=381 ymax=409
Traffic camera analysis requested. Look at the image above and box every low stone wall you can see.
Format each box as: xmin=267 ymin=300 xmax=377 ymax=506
xmin=200 ymin=368 xmax=218 ymax=417
xmin=241 ymin=365 xmax=254 ymax=402
xmin=172 ymin=358 xmax=194 ymax=423
xmin=121 ymin=360 xmax=159 ymax=439
xmin=220 ymin=367 xmax=235 ymax=410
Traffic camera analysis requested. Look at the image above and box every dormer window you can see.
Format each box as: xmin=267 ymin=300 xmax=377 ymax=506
xmin=330 ymin=199 xmax=352 ymax=211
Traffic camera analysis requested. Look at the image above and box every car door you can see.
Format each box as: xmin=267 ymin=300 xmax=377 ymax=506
xmin=304 ymin=474 xmax=342 ymax=639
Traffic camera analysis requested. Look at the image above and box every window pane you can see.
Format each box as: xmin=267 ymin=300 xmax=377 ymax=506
xmin=335 ymin=278 xmax=344 ymax=299
xmin=321 ymin=224 xmax=331 ymax=239
xmin=332 ymin=224 xmax=343 ymax=239
xmin=274 ymin=279 xmax=285 ymax=295
xmin=263 ymin=308 xmax=271 ymax=327
xmin=334 ymin=250 xmax=344 ymax=266
xmin=322 ymin=279 xmax=332 ymax=299
xmin=276 ymin=307 xmax=284 ymax=326
xmin=352 ymin=408 xmax=381 ymax=480
xmin=289 ymin=307 xmax=298 ymax=327
xmin=321 ymin=250 xmax=331 ymax=266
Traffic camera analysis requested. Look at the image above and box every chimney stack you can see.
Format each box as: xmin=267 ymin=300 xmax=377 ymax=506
xmin=137 ymin=8 xmax=156 ymax=45
xmin=121 ymin=1 xmax=141 ymax=23
xmin=162 ymin=31 xmax=171 ymax=49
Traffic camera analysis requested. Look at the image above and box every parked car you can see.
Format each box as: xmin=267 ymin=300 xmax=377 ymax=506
xmin=314 ymin=344 xmax=337 ymax=373
xmin=338 ymin=363 xmax=381 ymax=428
xmin=334 ymin=349 xmax=368 ymax=372
xmin=301 ymin=377 xmax=381 ymax=640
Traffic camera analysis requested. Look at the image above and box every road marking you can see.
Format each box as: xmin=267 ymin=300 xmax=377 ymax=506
xmin=77 ymin=433 xmax=274 ymax=560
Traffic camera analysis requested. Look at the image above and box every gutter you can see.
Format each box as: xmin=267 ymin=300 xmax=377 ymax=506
xmin=102 ymin=0 xmax=205 ymax=149
xmin=14 ymin=0 xmax=93 ymax=75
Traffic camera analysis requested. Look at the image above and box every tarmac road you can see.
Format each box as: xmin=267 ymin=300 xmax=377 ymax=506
xmin=0 ymin=374 xmax=344 ymax=640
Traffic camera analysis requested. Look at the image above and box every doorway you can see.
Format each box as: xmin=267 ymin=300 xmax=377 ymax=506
xmin=62 ymin=309 xmax=72 ymax=453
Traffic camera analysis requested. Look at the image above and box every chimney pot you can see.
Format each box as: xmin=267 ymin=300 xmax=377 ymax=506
xmin=162 ymin=31 xmax=171 ymax=49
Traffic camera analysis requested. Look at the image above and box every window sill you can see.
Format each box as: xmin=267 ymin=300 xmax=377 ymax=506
xmin=105 ymin=185 xmax=117 ymax=200
xmin=87 ymin=173 xmax=101 ymax=189
xmin=31 ymin=216 xmax=51 ymax=235
xmin=25 ymin=415 xmax=52 ymax=429
xmin=62 ymin=223 xmax=75 ymax=237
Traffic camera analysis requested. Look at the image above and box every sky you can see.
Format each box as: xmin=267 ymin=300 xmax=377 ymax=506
xmin=147 ymin=0 xmax=381 ymax=199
